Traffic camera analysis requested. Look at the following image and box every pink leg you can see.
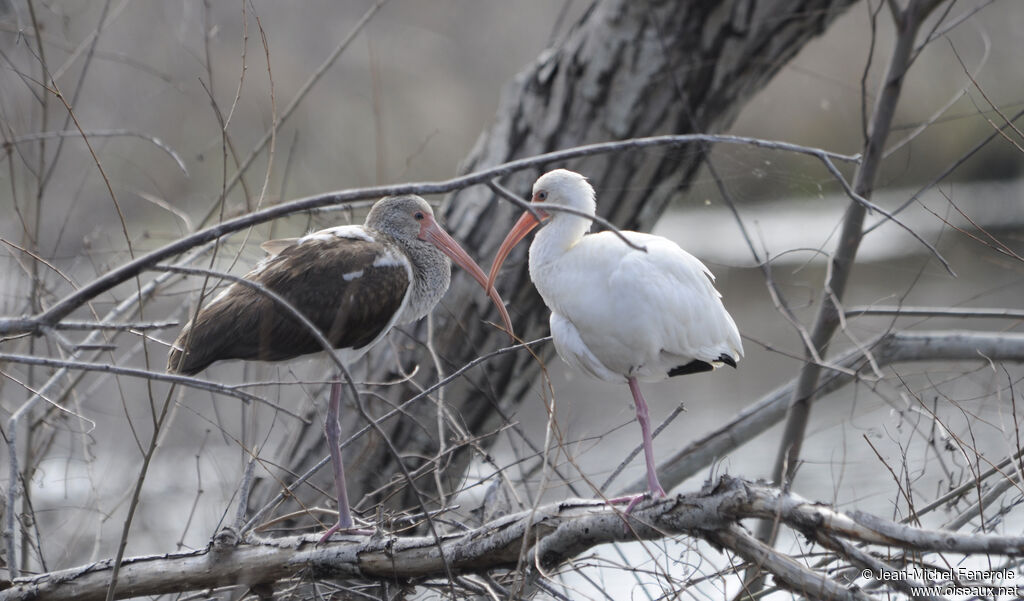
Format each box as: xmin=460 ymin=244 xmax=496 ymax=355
xmin=607 ymin=379 xmax=667 ymax=523
xmin=629 ymin=377 xmax=667 ymax=498
xmin=318 ymin=381 xmax=356 ymax=543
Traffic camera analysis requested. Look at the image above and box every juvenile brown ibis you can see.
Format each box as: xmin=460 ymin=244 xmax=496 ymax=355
xmin=168 ymin=195 xmax=513 ymax=541
xmin=487 ymin=169 xmax=742 ymax=506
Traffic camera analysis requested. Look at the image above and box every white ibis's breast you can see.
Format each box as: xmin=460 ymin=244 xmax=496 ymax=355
xmin=530 ymin=230 xmax=742 ymax=383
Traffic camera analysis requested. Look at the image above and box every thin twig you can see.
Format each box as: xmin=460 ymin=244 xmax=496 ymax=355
xmin=862 ymin=106 xmax=1024 ymax=236
xmin=199 ymin=0 xmax=391 ymax=227
xmin=6 ymin=129 xmax=188 ymax=175
xmin=33 ymin=319 xmax=180 ymax=332
xmin=0 ymin=351 xmax=306 ymax=421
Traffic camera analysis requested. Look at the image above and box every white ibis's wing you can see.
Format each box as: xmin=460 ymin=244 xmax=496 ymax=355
xmin=168 ymin=231 xmax=410 ymax=375
xmin=637 ymin=235 xmax=743 ymax=363
xmin=549 ymin=312 xmax=621 ymax=382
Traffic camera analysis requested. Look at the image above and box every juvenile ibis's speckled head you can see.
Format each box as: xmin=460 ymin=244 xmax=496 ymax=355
xmin=366 ymin=195 xmax=436 ymax=242
xmin=369 ymin=195 xmax=514 ymax=338
xmin=487 ymin=169 xmax=596 ymax=290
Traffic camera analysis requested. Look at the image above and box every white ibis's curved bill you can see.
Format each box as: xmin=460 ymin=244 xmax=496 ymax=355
xmin=419 ymin=214 xmax=515 ymax=339
xmin=486 ymin=208 xmax=549 ymax=292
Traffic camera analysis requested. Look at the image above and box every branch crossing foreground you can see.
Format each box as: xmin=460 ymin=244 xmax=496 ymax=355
xmin=3 ymin=476 xmax=1022 ymax=601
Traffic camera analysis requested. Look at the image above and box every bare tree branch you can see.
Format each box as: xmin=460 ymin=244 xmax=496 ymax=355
xmin=762 ymin=0 xmax=946 ymax=549
xmin=845 ymin=306 xmax=1024 ymax=320
xmin=0 ymin=351 xmax=307 ymax=421
xmin=0 ymin=133 xmax=858 ymax=340
xmin=7 ymin=476 xmax=1024 ymax=601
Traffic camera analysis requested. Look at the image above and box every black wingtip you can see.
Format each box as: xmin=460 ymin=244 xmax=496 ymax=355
xmin=667 ymin=354 xmax=738 ymax=378
xmin=668 ymin=359 xmax=714 ymax=377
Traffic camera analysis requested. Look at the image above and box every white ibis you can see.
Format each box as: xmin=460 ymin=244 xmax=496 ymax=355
xmin=487 ymin=169 xmax=742 ymax=504
xmin=168 ymin=195 xmax=513 ymax=541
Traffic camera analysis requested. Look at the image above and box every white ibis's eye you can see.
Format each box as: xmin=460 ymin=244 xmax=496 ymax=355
xmin=414 ymin=211 xmax=425 ymax=221
xmin=536 ymin=190 xmax=548 ymax=201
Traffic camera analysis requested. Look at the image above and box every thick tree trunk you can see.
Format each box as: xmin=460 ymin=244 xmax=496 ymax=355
xmin=256 ymin=0 xmax=859 ymax=522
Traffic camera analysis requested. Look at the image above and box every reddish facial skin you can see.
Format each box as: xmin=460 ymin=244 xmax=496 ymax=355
xmin=486 ymin=197 xmax=550 ymax=292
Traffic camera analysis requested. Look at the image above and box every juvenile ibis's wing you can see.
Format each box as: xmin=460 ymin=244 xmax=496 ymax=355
xmin=260 ymin=237 xmax=300 ymax=257
xmin=169 ymin=236 xmax=410 ymax=375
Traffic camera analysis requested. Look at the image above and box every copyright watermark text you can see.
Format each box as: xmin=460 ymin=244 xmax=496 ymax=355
xmin=862 ymin=567 xmax=1019 ymax=596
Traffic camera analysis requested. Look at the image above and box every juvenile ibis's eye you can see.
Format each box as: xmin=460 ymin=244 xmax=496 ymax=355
xmin=536 ymin=190 xmax=548 ymax=201
xmin=414 ymin=211 xmax=425 ymax=221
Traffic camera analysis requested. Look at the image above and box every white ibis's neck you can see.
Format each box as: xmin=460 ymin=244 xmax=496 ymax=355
xmin=387 ymin=234 xmax=452 ymax=324
xmin=528 ymin=212 xmax=592 ymax=279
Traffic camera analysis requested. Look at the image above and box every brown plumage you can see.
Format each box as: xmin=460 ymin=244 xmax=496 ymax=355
xmin=167 ymin=194 xmax=511 ymax=375
xmin=166 ymin=194 xmax=513 ymax=541
xmin=167 ymin=236 xmax=411 ymax=375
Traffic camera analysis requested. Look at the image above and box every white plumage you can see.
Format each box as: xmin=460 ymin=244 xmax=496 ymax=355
xmin=488 ymin=169 xmax=742 ymax=500
xmin=535 ymin=229 xmax=741 ymax=382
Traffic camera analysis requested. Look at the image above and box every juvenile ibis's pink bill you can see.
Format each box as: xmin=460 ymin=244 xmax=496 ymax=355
xmin=419 ymin=215 xmax=515 ymax=340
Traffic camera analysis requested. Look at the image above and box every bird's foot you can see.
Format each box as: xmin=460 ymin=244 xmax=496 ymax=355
xmin=608 ymin=486 xmax=667 ymax=513
xmin=317 ymin=520 xmax=374 ymax=545
xmin=607 ymin=488 xmax=667 ymax=533
xmin=608 ymin=492 xmax=642 ymax=510
xmin=607 ymin=492 xmax=649 ymax=515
